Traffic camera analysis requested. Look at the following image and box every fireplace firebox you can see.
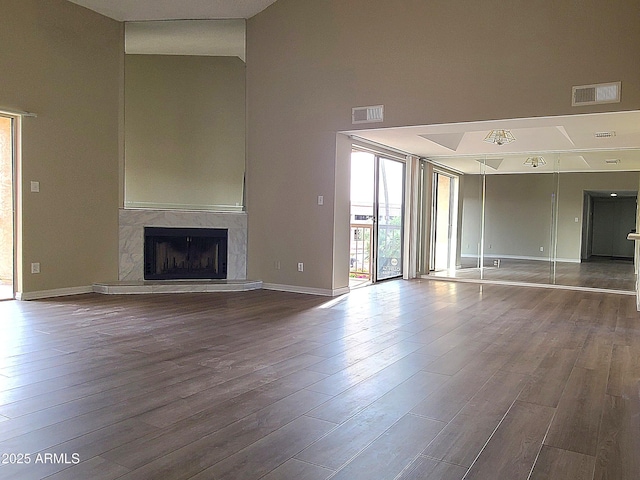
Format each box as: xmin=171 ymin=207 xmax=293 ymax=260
xmin=144 ymin=227 xmax=227 ymax=280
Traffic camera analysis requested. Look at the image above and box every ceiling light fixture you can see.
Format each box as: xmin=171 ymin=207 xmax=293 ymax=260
xmin=483 ymin=129 xmax=516 ymax=146
xmin=524 ymin=156 xmax=546 ymax=168
xmin=611 ymin=193 xmax=618 ymax=197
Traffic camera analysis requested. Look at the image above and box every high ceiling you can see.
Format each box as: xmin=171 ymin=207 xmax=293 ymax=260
xmin=66 ymin=0 xmax=279 ymax=21
xmin=66 ymin=1 xmax=640 ymax=176
xmin=345 ymin=111 xmax=640 ymax=174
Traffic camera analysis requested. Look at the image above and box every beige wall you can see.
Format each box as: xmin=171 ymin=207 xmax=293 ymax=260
xmin=125 ymin=55 xmax=246 ymax=211
xmin=246 ymin=0 xmax=640 ymax=290
xmin=0 ymin=0 xmax=122 ymax=294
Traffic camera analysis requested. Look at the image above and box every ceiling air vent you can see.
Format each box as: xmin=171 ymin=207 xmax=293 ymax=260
xmin=594 ymin=131 xmax=616 ymax=138
xmin=352 ymin=105 xmax=384 ymax=124
xmin=572 ymin=82 xmax=621 ymax=106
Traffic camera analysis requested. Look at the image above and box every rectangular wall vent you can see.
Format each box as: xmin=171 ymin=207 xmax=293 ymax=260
xmin=594 ymin=131 xmax=616 ymax=138
xmin=352 ymin=105 xmax=384 ymax=124
xmin=572 ymin=81 xmax=621 ymax=106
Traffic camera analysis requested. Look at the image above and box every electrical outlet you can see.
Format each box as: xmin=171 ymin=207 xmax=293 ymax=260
xmin=297 ymin=262 xmax=304 ymax=272
xmin=31 ymin=262 xmax=40 ymax=274
xmin=30 ymin=181 xmax=40 ymax=193
xmin=274 ymin=261 xmax=281 ymax=270
xmin=540 ymin=246 xmax=544 ymax=252
xmin=317 ymin=195 xmax=324 ymax=206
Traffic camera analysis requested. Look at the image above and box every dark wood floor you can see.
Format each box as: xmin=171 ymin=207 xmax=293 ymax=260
xmin=0 ymin=279 xmax=639 ymax=479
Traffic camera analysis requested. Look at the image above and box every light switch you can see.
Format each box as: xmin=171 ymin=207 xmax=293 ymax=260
xmin=317 ymin=195 xmax=324 ymax=206
xmin=30 ymin=181 xmax=40 ymax=193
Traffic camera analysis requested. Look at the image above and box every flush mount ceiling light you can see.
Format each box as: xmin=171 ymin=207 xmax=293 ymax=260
xmin=611 ymin=193 xmax=618 ymax=197
xmin=483 ymin=129 xmax=516 ymax=146
xmin=524 ymin=156 xmax=547 ymax=168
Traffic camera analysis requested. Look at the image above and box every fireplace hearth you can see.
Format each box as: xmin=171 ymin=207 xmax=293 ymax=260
xmin=144 ymin=227 xmax=227 ymax=280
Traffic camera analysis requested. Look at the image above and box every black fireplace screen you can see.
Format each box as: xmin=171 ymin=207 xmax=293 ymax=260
xmin=144 ymin=227 xmax=227 ymax=280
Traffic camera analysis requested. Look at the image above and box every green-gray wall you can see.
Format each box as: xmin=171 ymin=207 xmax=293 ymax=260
xmin=125 ymin=55 xmax=246 ymax=211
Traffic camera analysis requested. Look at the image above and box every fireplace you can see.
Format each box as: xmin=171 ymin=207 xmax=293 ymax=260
xmin=144 ymin=227 xmax=227 ymax=280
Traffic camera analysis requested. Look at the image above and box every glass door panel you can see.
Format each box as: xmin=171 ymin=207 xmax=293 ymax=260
xmin=376 ymin=157 xmax=404 ymax=280
xmin=0 ymin=116 xmax=14 ymax=300
xmin=350 ymin=151 xmax=375 ymax=286
xmin=431 ymin=173 xmax=453 ymax=271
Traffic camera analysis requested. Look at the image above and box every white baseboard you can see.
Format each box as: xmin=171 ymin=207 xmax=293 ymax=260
xmin=262 ymin=283 xmax=349 ymax=297
xmin=424 ymin=276 xmax=634 ymax=296
xmin=16 ymin=285 xmax=94 ymax=301
xmin=461 ymin=254 xmax=580 ymax=264
xmin=92 ymin=280 xmax=262 ymax=294
xmin=332 ymin=286 xmax=351 ymax=296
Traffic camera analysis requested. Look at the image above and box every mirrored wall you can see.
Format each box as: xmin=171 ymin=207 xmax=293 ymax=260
xmin=426 ymin=149 xmax=640 ymax=292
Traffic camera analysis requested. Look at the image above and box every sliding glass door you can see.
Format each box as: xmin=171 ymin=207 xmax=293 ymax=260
xmin=0 ymin=115 xmax=14 ymax=300
xmin=376 ymin=157 xmax=404 ymax=281
xmin=350 ymin=150 xmax=405 ymax=284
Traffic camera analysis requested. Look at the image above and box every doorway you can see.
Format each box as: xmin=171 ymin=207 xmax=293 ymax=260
xmin=350 ymin=149 xmax=405 ymax=286
xmin=583 ymin=192 xmax=637 ymax=260
xmin=430 ymin=171 xmax=459 ymax=272
xmin=0 ymin=115 xmax=14 ymax=300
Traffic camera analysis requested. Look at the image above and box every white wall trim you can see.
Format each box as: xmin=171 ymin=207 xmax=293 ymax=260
xmin=123 ymin=202 xmax=244 ymax=212
xmin=262 ymin=283 xmax=349 ymax=297
xmin=92 ymin=280 xmax=262 ymax=295
xmin=461 ymin=253 xmax=581 ymax=264
xmin=332 ymin=286 xmax=351 ymax=296
xmin=424 ymin=276 xmax=634 ymax=296
xmin=16 ymin=286 xmax=93 ymax=301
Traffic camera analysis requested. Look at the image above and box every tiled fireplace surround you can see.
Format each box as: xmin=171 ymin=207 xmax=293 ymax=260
xmin=119 ymin=209 xmax=247 ymax=282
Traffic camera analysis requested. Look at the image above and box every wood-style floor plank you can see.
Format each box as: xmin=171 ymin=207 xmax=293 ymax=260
xmin=306 ymin=352 xmax=435 ymax=424
xmin=421 ymin=370 xmax=529 ymax=467
xmin=187 ymin=416 xmax=336 ymax=480
xmin=260 ymin=459 xmax=334 ymax=480
xmin=529 ymin=446 xmax=595 ymax=480
xmin=397 ymin=456 xmax=467 ymax=480
xmin=544 ymin=366 xmax=609 ymax=457
xmin=464 ymin=400 xmax=555 ymax=479
xmin=593 ymin=394 xmax=640 ymax=479
xmin=328 ymin=413 xmax=445 ymax=480
xmin=296 ymin=371 xmax=450 ymax=470
xmin=0 ymin=281 xmax=637 ymax=479
xmin=517 ymin=348 xmax=579 ymax=407
xmin=409 ymin=351 xmax=509 ymax=422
